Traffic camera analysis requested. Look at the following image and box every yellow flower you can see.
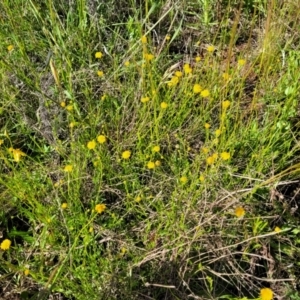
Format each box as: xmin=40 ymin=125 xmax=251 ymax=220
xmin=95 ymin=203 xmax=106 ymax=214
xmin=204 ymin=123 xmax=210 ymax=129
xmin=201 ymin=147 xmax=209 ymax=154
xmin=135 ymin=196 xmax=142 ymax=202
xmin=97 ymin=135 xmax=107 ymax=144
xmin=260 ymin=287 xmax=273 ymax=300
xmin=183 ymin=63 xmax=192 ymax=74
xmin=238 ymin=59 xmax=246 ymax=66
xmin=66 ymin=105 xmax=73 ymax=111
xmin=147 ymin=161 xmax=155 ymax=169
xmin=101 ymin=94 xmax=107 ymax=101
xmin=199 ymin=175 xmax=205 ymax=182
xmin=122 ymin=150 xmax=131 ymax=159
xmin=61 ymin=203 xmax=68 ymax=209
xmin=175 ymin=71 xmax=183 ymax=77
xmin=206 ymin=156 xmax=215 ymax=165
xmin=212 ymin=153 xmax=218 ymax=159
xmin=10 ymin=148 xmax=26 ymax=162
xmin=222 ymin=100 xmax=231 ymax=109
xmin=141 ymin=96 xmax=150 ymax=103
xmin=89 ymin=227 xmax=94 ymax=233
xmin=97 ymin=70 xmax=104 ymax=77
xmin=0 ymin=139 xmax=3 ymax=145
xmin=155 ymin=160 xmax=161 ymax=167
xmin=7 ymin=45 xmax=14 ymax=52
xmin=193 ymin=84 xmax=202 ymax=94
xmin=60 ymin=101 xmax=66 ymax=108
xmin=195 ymin=56 xmax=201 ymax=62
xmin=160 ymin=102 xmax=168 ymax=109
xmin=87 ymin=140 xmax=96 ymax=150
xmin=64 ymin=165 xmax=73 ymax=172
xmin=200 ymin=89 xmax=210 ymax=98
xmin=215 ymin=129 xmax=222 ymax=137
xmin=207 ymin=45 xmax=215 ymax=53
xmin=168 ymin=75 xmax=179 ymax=87
xmin=221 ymin=152 xmax=230 ymax=160
xmin=235 ymin=207 xmax=245 ymax=218
xmin=0 ymin=239 xmax=11 ymax=250
xmin=180 ymin=176 xmax=188 ymax=184
xmin=144 ymin=53 xmax=154 ymax=61
xmin=141 ymin=35 xmax=147 ymax=44
xmin=165 ymin=34 xmax=171 ymax=40
xmin=95 ymin=52 xmax=103 ymax=59
xmin=24 ymin=269 xmax=30 ymax=276
xmin=69 ymin=122 xmax=76 ymax=128
xmin=274 ymin=226 xmax=281 ymax=233
xmin=124 ymin=61 xmax=130 ymax=66
xmin=152 ymin=145 xmax=160 ymax=152
xmin=222 ymin=73 xmax=231 ymax=81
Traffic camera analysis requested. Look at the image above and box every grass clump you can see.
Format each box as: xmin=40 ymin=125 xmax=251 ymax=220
xmin=1 ymin=0 xmax=300 ymax=299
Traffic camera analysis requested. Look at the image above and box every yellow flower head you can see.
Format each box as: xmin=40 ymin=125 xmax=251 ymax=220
xmin=238 ymin=59 xmax=246 ymax=66
xmin=175 ymin=71 xmax=183 ymax=77
xmin=160 ymin=102 xmax=168 ymax=109
xmin=135 ymin=196 xmax=142 ymax=202
xmin=97 ymin=135 xmax=107 ymax=144
xmin=260 ymin=287 xmax=273 ymax=300
xmin=235 ymin=206 xmax=245 ymax=218
xmin=97 ymin=70 xmax=104 ymax=77
xmin=60 ymin=101 xmax=66 ymax=108
xmin=24 ymin=269 xmax=30 ymax=276
xmin=165 ymin=34 xmax=171 ymax=41
xmin=204 ymin=123 xmax=210 ymax=129
xmin=199 ymin=175 xmax=205 ymax=182
xmin=207 ymin=45 xmax=215 ymax=53
xmin=202 ymin=147 xmax=209 ymax=154
xmin=144 ymin=53 xmax=154 ymax=61
xmin=168 ymin=75 xmax=179 ymax=87
xmin=0 ymin=239 xmax=11 ymax=250
xmin=10 ymin=148 xmax=26 ymax=162
xmin=222 ymin=73 xmax=231 ymax=81
xmin=122 ymin=150 xmax=131 ymax=159
xmin=141 ymin=35 xmax=147 ymax=44
xmin=195 ymin=56 xmax=201 ymax=62
xmin=215 ymin=129 xmax=222 ymax=137
xmin=222 ymin=100 xmax=231 ymax=110
xmin=7 ymin=45 xmax=14 ymax=52
xmin=147 ymin=161 xmax=155 ymax=169
xmin=95 ymin=52 xmax=103 ymax=59
xmin=212 ymin=153 xmax=218 ymax=159
xmin=200 ymin=89 xmax=210 ymax=98
xmin=180 ymin=176 xmax=188 ymax=184
xmin=183 ymin=63 xmax=192 ymax=74
xmin=274 ymin=226 xmax=281 ymax=233
xmin=124 ymin=61 xmax=130 ymax=66
xmin=193 ymin=84 xmax=202 ymax=94
xmin=220 ymin=152 xmax=230 ymax=160
xmin=87 ymin=140 xmax=96 ymax=150
xmin=66 ymin=104 xmax=73 ymax=111
xmin=152 ymin=145 xmax=160 ymax=152
xmin=141 ymin=96 xmax=150 ymax=103
xmin=64 ymin=165 xmax=73 ymax=172
xmin=95 ymin=203 xmax=106 ymax=214
xmin=155 ymin=160 xmax=161 ymax=167
xmin=61 ymin=203 xmax=68 ymax=209
xmin=206 ymin=156 xmax=215 ymax=165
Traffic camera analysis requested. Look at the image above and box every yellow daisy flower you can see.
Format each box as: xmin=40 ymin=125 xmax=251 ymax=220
xmin=122 ymin=150 xmax=131 ymax=159
xmin=87 ymin=140 xmax=96 ymax=150
xmin=95 ymin=203 xmax=106 ymax=214
xmin=0 ymin=239 xmax=11 ymax=250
